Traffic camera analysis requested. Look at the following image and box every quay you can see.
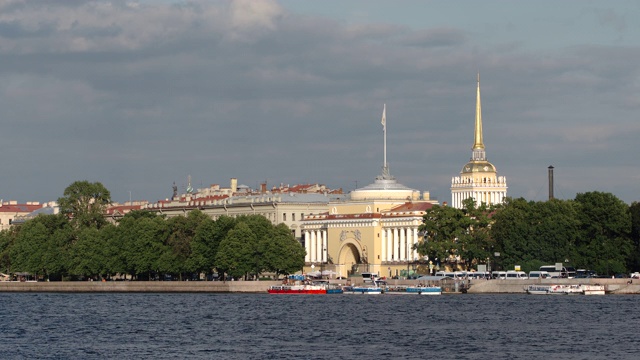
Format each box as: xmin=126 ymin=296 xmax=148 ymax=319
xmin=1 ymin=278 xmax=639 ymax=294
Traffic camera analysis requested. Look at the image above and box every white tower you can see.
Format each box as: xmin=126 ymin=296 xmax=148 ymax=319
xmin=451 ymin=74 xmax=507 ymax=209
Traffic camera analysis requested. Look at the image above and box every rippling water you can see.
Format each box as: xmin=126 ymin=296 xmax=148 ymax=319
xmin=0 ymin=293 xmax=637 ymax=359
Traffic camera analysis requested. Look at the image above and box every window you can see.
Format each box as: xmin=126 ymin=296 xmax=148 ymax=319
xmin=301 ymin=213 xmax=304 ymax=220
xmin=292 ymin=213 xmax=296 ymax=221
xmin=283 ymin=213 xmax=287 ymax=221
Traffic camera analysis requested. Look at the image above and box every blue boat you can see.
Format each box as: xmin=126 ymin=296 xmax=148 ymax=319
xmin=343 ymin=280 xmax=386 ymax=294
xmin=405 ymin=285 xmax=442 ymax=295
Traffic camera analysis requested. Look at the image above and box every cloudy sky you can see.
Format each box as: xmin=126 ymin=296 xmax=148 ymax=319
xmin=1 ymin=0 xmax=639 ymax=205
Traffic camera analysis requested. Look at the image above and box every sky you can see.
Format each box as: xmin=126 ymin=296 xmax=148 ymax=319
xmin=1 ymin=0 xmax=639 ymax=205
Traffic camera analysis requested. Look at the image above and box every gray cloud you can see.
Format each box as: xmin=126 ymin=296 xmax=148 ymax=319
xmin=0 ymin=0 xmax=638 ymax=205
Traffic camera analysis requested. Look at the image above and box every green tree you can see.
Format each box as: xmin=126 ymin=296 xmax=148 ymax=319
xmin=416 ymin=204 xmax=472 ymax=270
xmin=458 ymin=198 xmax=494 ymax=270
xmin=99 ymin=223 xmax=122 ymax=279
xmin=9 ymin=214 xmax=73 ymax=280
xmin=215 ymin=222 xmax=255 ymax=279
xmin=492 ymin=198 xmax=580 ymax=271
xmin=110 ymin=210 xmax=161 ymax=279
xmin=58 ymin=181 xmax=111 ymax=229
xmin=629 ymin=202 xmax=640 ymax=271
xmin=68 ymin=227 xmax=104 ymax=279
xmin=574 ymin=191 xmax=632 ymax=275
xmin=237 ymin=215 xmax=273 ymax=278
xmin=0 ymin=228 xmax=18 ymax=273
xmin=188 ymin=217 xmax=218 ymax=275
xmin=261 ymin=223 xmax=306 ymax=277
xmin=122 ymin=215 xmax=169 ymax=280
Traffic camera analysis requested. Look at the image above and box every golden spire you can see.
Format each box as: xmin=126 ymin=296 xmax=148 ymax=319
xmin=473 ymin=72 xmax=484 ymax=150
xmin=471 ymin=73 xmax=486 ymax=161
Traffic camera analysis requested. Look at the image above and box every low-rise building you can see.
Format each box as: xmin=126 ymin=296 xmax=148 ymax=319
xmin=0 ymin=201 xmax=51 ymax=230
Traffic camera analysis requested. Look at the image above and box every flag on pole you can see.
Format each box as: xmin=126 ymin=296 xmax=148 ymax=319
xmin=381 ymin=104 xmax=386 ymax=130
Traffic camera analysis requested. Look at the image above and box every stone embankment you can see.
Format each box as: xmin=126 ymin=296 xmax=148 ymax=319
xmin=0 ymin=280 xmax=281 ymax=293
xmin=466 ymin=278 xmax=640 ymax=294
xmin=1 ymin=278 xmax=639 ymax=294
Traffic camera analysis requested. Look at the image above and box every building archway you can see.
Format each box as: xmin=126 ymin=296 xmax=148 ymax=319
xmin=337 ymin=240 xmax=362 ymax=277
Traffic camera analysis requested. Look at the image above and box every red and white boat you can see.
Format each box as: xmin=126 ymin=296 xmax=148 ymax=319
xmin=268 ymin=276 xmax=343 ymax=294
xmin=268 ymin=283 xmax=328 ymax=294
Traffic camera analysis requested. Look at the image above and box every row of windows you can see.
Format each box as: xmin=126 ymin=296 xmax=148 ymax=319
xmin=207 ymin=212 xmax=306 ymax=223
xmin=282 ymin=213 xmax=304 ymax=222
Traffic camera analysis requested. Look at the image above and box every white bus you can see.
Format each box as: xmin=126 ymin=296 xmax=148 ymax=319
xmin=539 ymin=265 xmax=570 ymax=278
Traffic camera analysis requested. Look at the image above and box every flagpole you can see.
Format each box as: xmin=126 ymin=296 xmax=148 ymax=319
xmin=382 ymin=104 xmax=387 ymax=175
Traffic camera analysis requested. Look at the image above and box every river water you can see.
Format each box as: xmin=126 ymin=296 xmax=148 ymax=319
xmin=0 ymin=293 xmax=637 ymax=359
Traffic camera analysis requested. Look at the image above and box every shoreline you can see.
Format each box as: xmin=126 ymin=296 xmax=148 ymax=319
xmin=1 ymin=278 xmax=639 ymax=294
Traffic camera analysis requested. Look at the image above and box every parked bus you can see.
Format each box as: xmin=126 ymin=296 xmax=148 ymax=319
xmin=540 ymin=265 xmax=575 ymax=278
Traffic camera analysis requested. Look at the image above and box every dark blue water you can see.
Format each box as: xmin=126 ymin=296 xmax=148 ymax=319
xmin=0 ymin=293 xmax=637 ymax=359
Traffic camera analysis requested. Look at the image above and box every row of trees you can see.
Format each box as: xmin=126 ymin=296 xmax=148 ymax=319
xmin=3 ymin=181 xmax=639 ymax=279
xmin=416 ymin=192 xmax=640 ymax=275
xmin=0 ymin=181 xmax=305 ymax=280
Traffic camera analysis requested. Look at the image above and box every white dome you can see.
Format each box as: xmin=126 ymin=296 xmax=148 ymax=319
xmin=350 ymin=178 xmax=420 ymax=201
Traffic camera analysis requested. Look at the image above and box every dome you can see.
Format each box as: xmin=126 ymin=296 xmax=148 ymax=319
xmin=461 ymin=161 xmax=496 ymax=174
xmin=350 ymin=178 xmax=421 ymax=201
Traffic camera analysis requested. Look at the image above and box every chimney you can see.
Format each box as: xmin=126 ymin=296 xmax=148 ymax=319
xmin=261 ymin=182 xmax=267 ymax=193
xmin=548 ymin=166 xmax=554 ymax=200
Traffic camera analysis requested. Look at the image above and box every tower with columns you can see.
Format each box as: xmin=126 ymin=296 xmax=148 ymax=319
xmin=451 ymin=75 xmax=507 ymax=209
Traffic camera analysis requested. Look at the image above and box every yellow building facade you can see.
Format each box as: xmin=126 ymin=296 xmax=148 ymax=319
xmin=302 ymin=105 xmax=438 ymax=279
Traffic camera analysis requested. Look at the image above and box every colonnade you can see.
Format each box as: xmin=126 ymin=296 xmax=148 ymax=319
xmin=451 ymin=190 xmax=506 ymax=209
xmin=380 ymin=226 xmax=420 ymax=262
xmin=304 ymin=229 xmax=327 ymax=263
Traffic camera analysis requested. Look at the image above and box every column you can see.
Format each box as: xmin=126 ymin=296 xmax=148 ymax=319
xmin=310 ymin=230 xmax=316 ymax=263
xmin=304 ymin=230 xmax=310 ymax=262
xmin=400 ymin=228 xmax=406 ymax=261
xmin=392 ymin=228 xmax=398 ymax=261
xmin=406 ymin=228 xmax=412 ymax=261
xmin=386 ymin=228 xmax=392 ymax=262
xmin=322 ymin=230 xmax=327 ymax=263
xmin=316 ymin=230 xmax=322 ymax=263
xmin=413 ymin=228 xmax=419 ymax=260
xmin=381 ymin=227 xmax=386 ymax=263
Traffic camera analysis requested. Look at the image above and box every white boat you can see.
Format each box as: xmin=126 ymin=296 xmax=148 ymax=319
xmin=385 ymin=285 xmax=442 ymax=295
xmin=405 ymin=285 xmax=442 ymax=295
xmin=526 ymin=285 xmax=553 ymax=294
xmin=581 ymin=284 xmax=605 ymax=295
xmin=343 ymin=280 xmax=386 ymax=294
xmin=343 ymin=285 xmax=383 ymax=294
xmin=526 ymin=284 xmax=605 ymax=295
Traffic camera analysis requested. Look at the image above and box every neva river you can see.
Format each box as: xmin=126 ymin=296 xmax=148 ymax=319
xmin=0 ymin=293 xmax=637 ymax=359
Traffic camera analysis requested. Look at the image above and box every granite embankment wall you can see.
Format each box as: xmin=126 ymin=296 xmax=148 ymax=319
xmin=0 ymin=281 xmax=281 ymax=293
xmin=466 ymin=278 xmax=640 ymax=294
xmin=2 ymin=279 xmax=639 ymax=294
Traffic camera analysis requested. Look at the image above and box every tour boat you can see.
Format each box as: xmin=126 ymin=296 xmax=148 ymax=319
xmin=526 ymin=285 xmax=553 ymax=294
xmin=580 ymin=284 xmax=605 ymax=295
xmin=343 ymin=280 xmax=386 ymax=295
xmin=526 ymin=284 xmax=580 ymax=295
xmin=385 ymin=285 xmax=442 ymax=295
xmin=268 ymin=276 xmax=343 ymax=294
xmin=405 ymin=285 xmax=442 ymax=295
xmin=526 ymin=284 xmax=605 ymax=295
xmin=268 ymin=282 xmax=343 ymax=294
xmin=342 ymin=285 xmax=383 ymax=294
